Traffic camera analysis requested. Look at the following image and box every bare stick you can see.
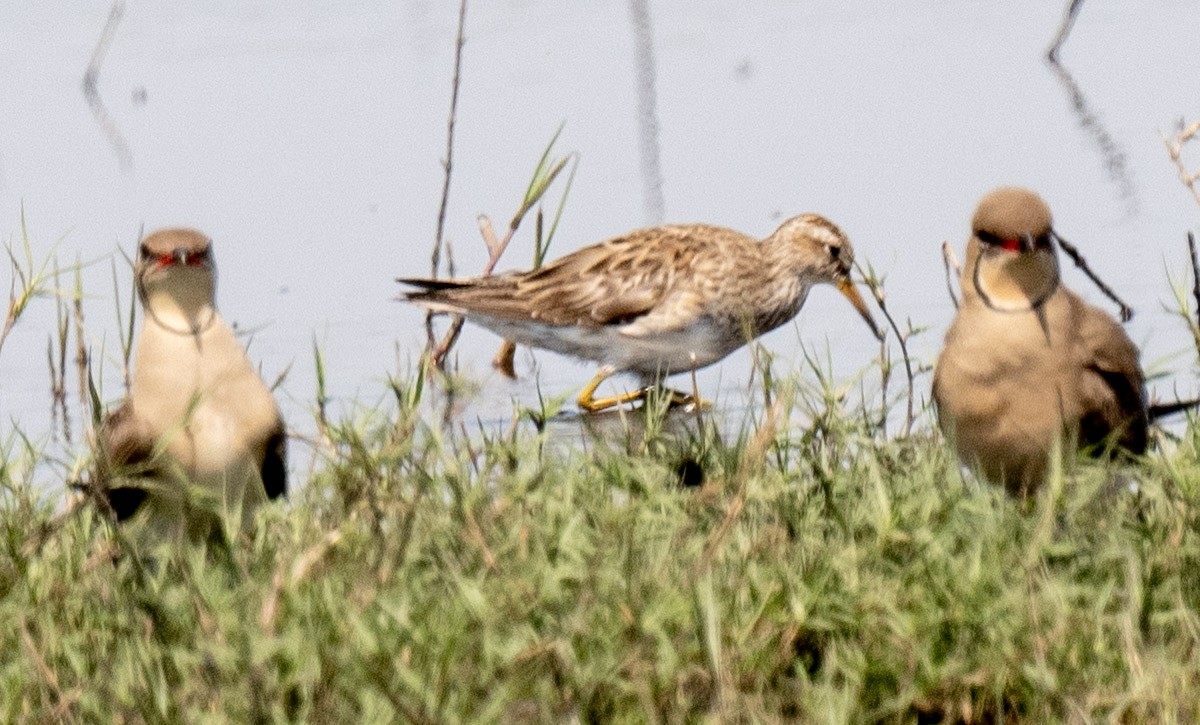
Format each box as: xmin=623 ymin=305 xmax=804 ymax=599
xmin=1053 ymin=233 xmax=1133 ymax=322
xmin=941 ymin=240 xmax=960 ymax=309
xmin=82 ymin=1 xmax=132 ymax=170
xmin=73 ymin=265 xmax=90 ymax=429
xmin=429 ymin=214 xmax=512 ymax=367
xmin=1046 ymin=0 xmax=1086 ymax=61
xmin=430 ymin=0 xmax=468 ymax=280
xmin=425 ymin=0 xmax=468 ymax=356
xmin=430 ymin=151 xmax=575 ymax=368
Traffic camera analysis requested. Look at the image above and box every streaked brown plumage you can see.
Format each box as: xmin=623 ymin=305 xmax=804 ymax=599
xmin=933 ymin=187 xmax=1147 ymax=496
xmin=95 ymin=228 xmax=286 ymax=545
xmin=401 ymin=214 xmax=882 ymax=411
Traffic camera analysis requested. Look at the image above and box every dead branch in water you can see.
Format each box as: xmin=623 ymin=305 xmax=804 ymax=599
xmin=428 ymin=148 xmax=576 ymax=369
xmin=425 ymin=0 xmax=469 ymax=353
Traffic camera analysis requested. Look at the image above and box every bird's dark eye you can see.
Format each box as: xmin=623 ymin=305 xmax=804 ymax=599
xmin=827 ymin=244 xmax=841 ymax=261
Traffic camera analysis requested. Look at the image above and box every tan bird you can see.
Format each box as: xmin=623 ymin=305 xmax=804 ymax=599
xmin=932 ymin=187 xmax=1147 ymax=496
xmin=400 ymin=214 xmax=882 ymax=411
xmin=95 ymin=229 xmax=286 ymax=545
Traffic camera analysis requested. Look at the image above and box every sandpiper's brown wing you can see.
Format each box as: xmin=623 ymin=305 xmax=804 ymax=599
xmin=1073 ymin=297 xmax=1148 ymax=454
xmin=402 ymin=224 xmax=748 ymax=329
xmin=95 ymin=403 xmax=156 ymax=520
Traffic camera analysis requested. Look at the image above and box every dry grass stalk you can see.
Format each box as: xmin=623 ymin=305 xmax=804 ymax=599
xmin=858 ymin=261 xmax=917 ymax=437
xmin=1164 ymin=119 xmax=1200 ymax=208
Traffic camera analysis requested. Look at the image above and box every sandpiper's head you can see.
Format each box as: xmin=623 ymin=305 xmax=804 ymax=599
xmin=136 ymin=228 xmax=217 ymax=331
xmin=967 ymin=187 xmax=1060 ymax=312
xmin=770 ymin=214 xmax=882 ymax=340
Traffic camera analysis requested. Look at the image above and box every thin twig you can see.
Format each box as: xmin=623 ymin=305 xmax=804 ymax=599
xmin=425 ymin=0 xmax=469 ymax=353
xmin=1046 ymin=0 xmax=1086 ymax=61
xmin=940 ymin=240 xmax=960 ymax=309
xmin=73 ymin=264 xmax=90 ymax=430
xmin=430 ymin=151 xmax=574 ymax=367
xmin=429 ymin=0 xmax=468 ymax=280
xmin=858 ymin=262 xmax=916 ymax=437
xmin=1053 ymin=233 xmax=1133 ymax=322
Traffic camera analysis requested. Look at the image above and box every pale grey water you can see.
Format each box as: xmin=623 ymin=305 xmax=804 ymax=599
xmin=2 ymin=2 xmax=1199 ymax=483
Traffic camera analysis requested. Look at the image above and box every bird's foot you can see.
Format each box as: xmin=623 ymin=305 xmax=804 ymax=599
xmin=648 ymin=386 xmax=711 ymax=411
xmin=577 ymin=384 xmax=710 ymax=413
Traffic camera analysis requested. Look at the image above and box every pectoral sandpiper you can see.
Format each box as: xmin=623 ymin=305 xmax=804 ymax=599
xmin=401 ymin=214 xmax=882 ymax=412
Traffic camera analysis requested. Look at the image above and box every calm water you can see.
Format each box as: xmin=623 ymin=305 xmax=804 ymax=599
xmin=2 ymin=2 xmax=1199 ymax=479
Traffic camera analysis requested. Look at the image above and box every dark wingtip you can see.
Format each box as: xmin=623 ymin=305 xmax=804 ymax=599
xmin=262 ymin=428 xmax=288 ymax=500
xmin=396 ymin=277 xmax=467 ymax=292
xmin=1148 ymin=397 xmax=1200 ymax=422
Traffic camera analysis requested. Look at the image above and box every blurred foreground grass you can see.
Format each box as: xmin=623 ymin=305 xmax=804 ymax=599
xmin=4 ymin=365 xmax=1200 ymax=724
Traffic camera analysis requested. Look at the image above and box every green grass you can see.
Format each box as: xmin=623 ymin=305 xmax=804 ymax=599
xmin=4 ymin=360 xmax=1200 ymax=723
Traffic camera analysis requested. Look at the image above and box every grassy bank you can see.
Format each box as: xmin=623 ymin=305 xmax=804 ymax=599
xmin=3 ymin=362 xmax=1200 ymax=723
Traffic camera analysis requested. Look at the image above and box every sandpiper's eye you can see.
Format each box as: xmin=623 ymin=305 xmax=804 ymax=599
xmin=827 ymin=244 xmax=841 ymax=261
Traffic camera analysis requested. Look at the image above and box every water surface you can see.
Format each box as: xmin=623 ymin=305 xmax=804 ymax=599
xmin=2 ymin=1 xmax=1198 ymax=480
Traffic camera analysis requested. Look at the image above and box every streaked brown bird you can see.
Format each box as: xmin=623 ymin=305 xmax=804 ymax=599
xmin=401 ymin=214 xmax=882 ymax=411
xmin=95 ymin=228 xmax=287 ymax=546
xmin=933 ymin=187 xmax=1147 ymax=496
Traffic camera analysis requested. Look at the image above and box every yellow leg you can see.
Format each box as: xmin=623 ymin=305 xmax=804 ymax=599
xmin=577 ymin=368 xmax=648 ymax=412
xmin=577 ymin=369 xmax=711 ymax=412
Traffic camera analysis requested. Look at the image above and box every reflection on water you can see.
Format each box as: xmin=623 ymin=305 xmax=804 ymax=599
xmin=628 ymin=0 xmax=666 ymax=226
xmin=82 ymin=1 xmax=133 ymax=171
xmin=1047 ymin=57 xmax=1138 ymax=219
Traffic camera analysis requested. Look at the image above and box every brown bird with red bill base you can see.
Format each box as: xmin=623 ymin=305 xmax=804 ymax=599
xmin=401 ymin=214 xmax=882 ymax=412
xmin=933 ymin=187 xmax=1148 ymax=497
xmin=94 ymin=228 xmax=287 ymax=547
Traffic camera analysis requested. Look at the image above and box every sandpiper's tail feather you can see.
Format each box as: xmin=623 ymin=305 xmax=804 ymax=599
xmin=398 ymin=275 xmax=530 ymax=319
xmin=396 ymin=277 xmax=472 ymax=293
